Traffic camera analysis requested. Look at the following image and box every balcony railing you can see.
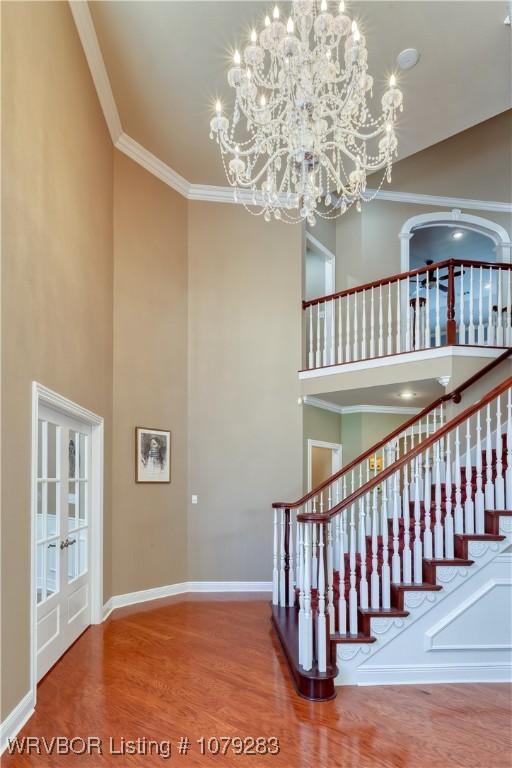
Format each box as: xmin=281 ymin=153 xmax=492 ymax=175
xmin=303 ymin=258 xmax=512 ymax=371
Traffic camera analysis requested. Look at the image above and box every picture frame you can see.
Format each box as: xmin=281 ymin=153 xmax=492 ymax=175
xmin=135 ymin=427 xmax=171 ymax=483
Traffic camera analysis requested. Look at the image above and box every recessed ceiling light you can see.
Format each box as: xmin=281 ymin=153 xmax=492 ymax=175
xmin=452 ymin=230 xmax=464 ymax=240
xmin=396 ymin=48 xmax=420 ymax=71
xmin=399 ymin=391 xmax=415 ymax=400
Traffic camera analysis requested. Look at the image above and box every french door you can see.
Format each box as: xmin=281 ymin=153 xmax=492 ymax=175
xmin=36 ymin=405 xmax=92 ymax=680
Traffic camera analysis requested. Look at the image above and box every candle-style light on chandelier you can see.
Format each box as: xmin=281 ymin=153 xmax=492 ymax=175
xmin=209 ymin=0 xmax=404 ymax=224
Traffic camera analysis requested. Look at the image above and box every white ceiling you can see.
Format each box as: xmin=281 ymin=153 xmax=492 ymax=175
xmin=315 ymin=378 xmax=445 ymax=407
xmin=88 ymin=1 xmax=512 ymax=187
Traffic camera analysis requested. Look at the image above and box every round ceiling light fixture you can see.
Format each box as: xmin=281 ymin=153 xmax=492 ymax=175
xmin=399 ymin=391 xmax=416 ymax=400
xmin=452 ymin=230 xmax=464 ymax=240
xmin=396 ymin=48 xmax=420 ymax=71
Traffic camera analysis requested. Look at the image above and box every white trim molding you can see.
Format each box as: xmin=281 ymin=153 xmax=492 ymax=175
xmin=299 ymin=345 xmax=506 ymax=380
xmin=70 ymin=3 xmax=512 ymax=214
xmin=0 ymin=692 xmax=35 ymax=755
xmin=303 ymin=395 xmax=420 ymax=416
xmin=399 ymin=210 xmax=512 ymax=272
xmin=356 ymin=661 xmax=512 ymax=686
xmin=30 ymin=383 xmax=104 ymax=712
xmin=103 ymin=581 xmax=273 ymax=618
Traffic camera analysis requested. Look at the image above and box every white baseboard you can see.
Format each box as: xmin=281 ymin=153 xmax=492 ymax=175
xmin=355 ymin=662 xmax=512 ymax=686
xmin=0 ymin=691 xmax=34 ymax=755
xmin=103 ymin=581 xmax=272 ymax=619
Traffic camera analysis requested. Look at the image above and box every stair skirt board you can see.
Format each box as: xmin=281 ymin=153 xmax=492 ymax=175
xmin=355 ymin=662 xmax=512 ymax=686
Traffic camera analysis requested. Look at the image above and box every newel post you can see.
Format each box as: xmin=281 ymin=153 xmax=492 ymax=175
xmin=284 ymin=508 xmax=291 ymax=606
xmin=446 ymin=260 xmax=457 ymax=345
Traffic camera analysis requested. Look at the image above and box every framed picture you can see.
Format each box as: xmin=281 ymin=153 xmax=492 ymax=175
xmin=135 ymin=427 xmax=171 ymax=483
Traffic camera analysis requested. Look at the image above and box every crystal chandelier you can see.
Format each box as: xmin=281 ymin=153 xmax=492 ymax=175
xmin=209 ymin=0 xmax=404 ymax=224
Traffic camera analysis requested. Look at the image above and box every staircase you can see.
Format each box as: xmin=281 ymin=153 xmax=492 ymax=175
xmin=271 ymin=352 xmax=512 ymax=700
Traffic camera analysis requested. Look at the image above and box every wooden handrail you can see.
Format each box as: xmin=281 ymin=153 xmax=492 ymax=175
xmin=303 ymin=258 xmax=512 ymax=309
xmin=273 ymin=348 xmax=512 ymax=510
xmin=296 ymin=374 xmax=512 ymax=522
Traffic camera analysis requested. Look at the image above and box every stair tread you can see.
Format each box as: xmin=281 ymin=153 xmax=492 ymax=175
xmin=455 ymin=533 xmax=505 ymax=541
xmin=331 ymin=633 xmax=377 ymax=644
xmin=391 ymin=582 xmax=442 ymax=592
xmin=358 ymin=607 xmax=409 ymax=618
xmin=423 ymin=558 xmax=474 ymax=566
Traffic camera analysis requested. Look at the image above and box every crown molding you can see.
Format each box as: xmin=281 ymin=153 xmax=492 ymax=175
xmin=69 ymin=0 xmax=122 ymax=143
xmin=366 ymin=189 xmax=512 ymax=214
xmin=302 ymin=395 xmax=420 ymax=416
xmin=115 ymin=133 xmax=190 ymax=197
xmin=70 ymin=2 xmax=512 ymax=215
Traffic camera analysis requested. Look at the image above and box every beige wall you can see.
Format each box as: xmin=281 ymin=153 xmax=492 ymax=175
xmin=336 ymin=112 xmax=512 ymax=290
xmin=187 ymin=202 xmax=303 ymax=580
xmin=112 ymin=151 xmax=188 ymax=594
xmin=1 ymin=1 xmax=114 ymax=717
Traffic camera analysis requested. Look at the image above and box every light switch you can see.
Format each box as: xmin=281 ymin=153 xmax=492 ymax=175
xmin=191 ymin=495 xmax=198 ymax=505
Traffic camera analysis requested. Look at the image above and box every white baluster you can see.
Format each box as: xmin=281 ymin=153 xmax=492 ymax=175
xmin=288 ymin=512 xmax=295 ymax=606
xmin=387 ymin=282 xmax=393 ymax=354
xmin=370 ymin=286 xmax=375 ymax=358
xmin=413 ymin=456 xmax=423 ymax=583
xmin=316 ymin=304 xmax=321 ymax=368
xmin=303 ymin=523 xmax=312 ymax=670
xmin=497 ymin=269 xmax=504 ymax=346
xmin=338 ymin=513 xmax=347 ymax=635
xmin=444 ymin=433 xmax=455 ymax=558
xmin=454 ymin=427 xmax=464 ymax=534
xmin=378 ymin=285 xmax=384 ymax=356
xmin=414 ymin=274 xmax=420 ymax=350
xmin=459 ymin=267 xmax=466 ymax=344
xmin=396 ymin=280 xmax=402 ymax=353
xmin=308 ymin=306 xmax=314 ymax=369
xmin=475 ymin=411 xmax=485 ymax=534
xmin=464 ymin=417 xmax=475 ymax=534
xmin=434 ymin=441 xmax=444 ymax=557
xmin=507 ymin=388 xmax=512 ymax=509
xmin=487 ymin=267 xmax=495 ymax=345
xmin=391 ymin=472 xmax=401 ymax=584
xmin=424 ymin=274 xmax=431 ymax=348
xmin=402 ymin=462 xmax=412 ymax=584
xmin=317 ymin=525 xmax=327 ymax=673
xmin=311 ymin=523 xmax=318 ymax=589
xmin=358 ymin=496 xmax=369 ymax=609
xmin=478 ymin=266 xmax=485 ymax=345
xmin=423 ymin=446 xmax=433 ymax=559
xmin=485 ymin=403 xmax=495 ymax=509
xmin=272 ymin=509 xmax=279 ymax=605
xmin=353 ymin=291 xmax=359 ymax=361
xmin=435 ymin=268 xmax=441 ymax=346
xmin=381 ymin=480 xmax=391 ymax=608
xmin=298 ymin=523 xmax=305 ymax=665
xmin=330 ymin=298 xmax=335 ymax=366
xmin=348 ymin=505 xmax=358 ymax=636
xmin=345 ymin=294 xmax=351 ymax=363
xmin=337 ymin=297 xmax=343 ymax=363
xmin=327 ymin=522 xmax=335 ymax=634
xmin=405 ymin=277 xmax=411 ymax=352
xmin=468 ymin=266 xmax=475 ymax=344
xmin=507 ymin=271 xmax=512 ymax=346
xmin=495 ymin=395 xmax=505 ymax=509
xmin=370 ymin=488 xmax=380 ymax=608
xmin=361 ymin=290 xmax=367 ymax=361
xmin=280 ymin=510 xmax=286 ymax=605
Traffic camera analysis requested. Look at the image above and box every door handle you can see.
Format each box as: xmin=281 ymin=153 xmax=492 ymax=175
xmin=60 ymin=540 xmax=67 ymax=550
xmin=68 ymin=538 xmax=76 ymax=546
xmin=48 ymin=543 xmax=56 ymax=549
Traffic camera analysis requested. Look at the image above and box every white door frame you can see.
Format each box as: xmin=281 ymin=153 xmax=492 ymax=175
xmin=307 ymin=439 xmax=342 ymax=492
xmin=30 ymin=382 xmax=104 ymax=708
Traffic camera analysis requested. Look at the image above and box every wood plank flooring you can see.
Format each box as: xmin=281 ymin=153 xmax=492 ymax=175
xmin=3 ymin=594 xmax=511 ymax=767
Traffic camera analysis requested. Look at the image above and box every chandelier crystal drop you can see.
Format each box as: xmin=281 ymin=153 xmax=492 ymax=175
xmin=209 ymin=0 xmax=404 ymax=224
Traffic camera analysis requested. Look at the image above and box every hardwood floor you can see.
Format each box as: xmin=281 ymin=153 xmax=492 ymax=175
xmin=4 ymin=594 xmax=511 ymax=767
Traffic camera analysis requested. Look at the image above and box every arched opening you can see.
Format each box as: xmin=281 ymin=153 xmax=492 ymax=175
xmin=399 ymin=211 xmax=512 ymax=347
